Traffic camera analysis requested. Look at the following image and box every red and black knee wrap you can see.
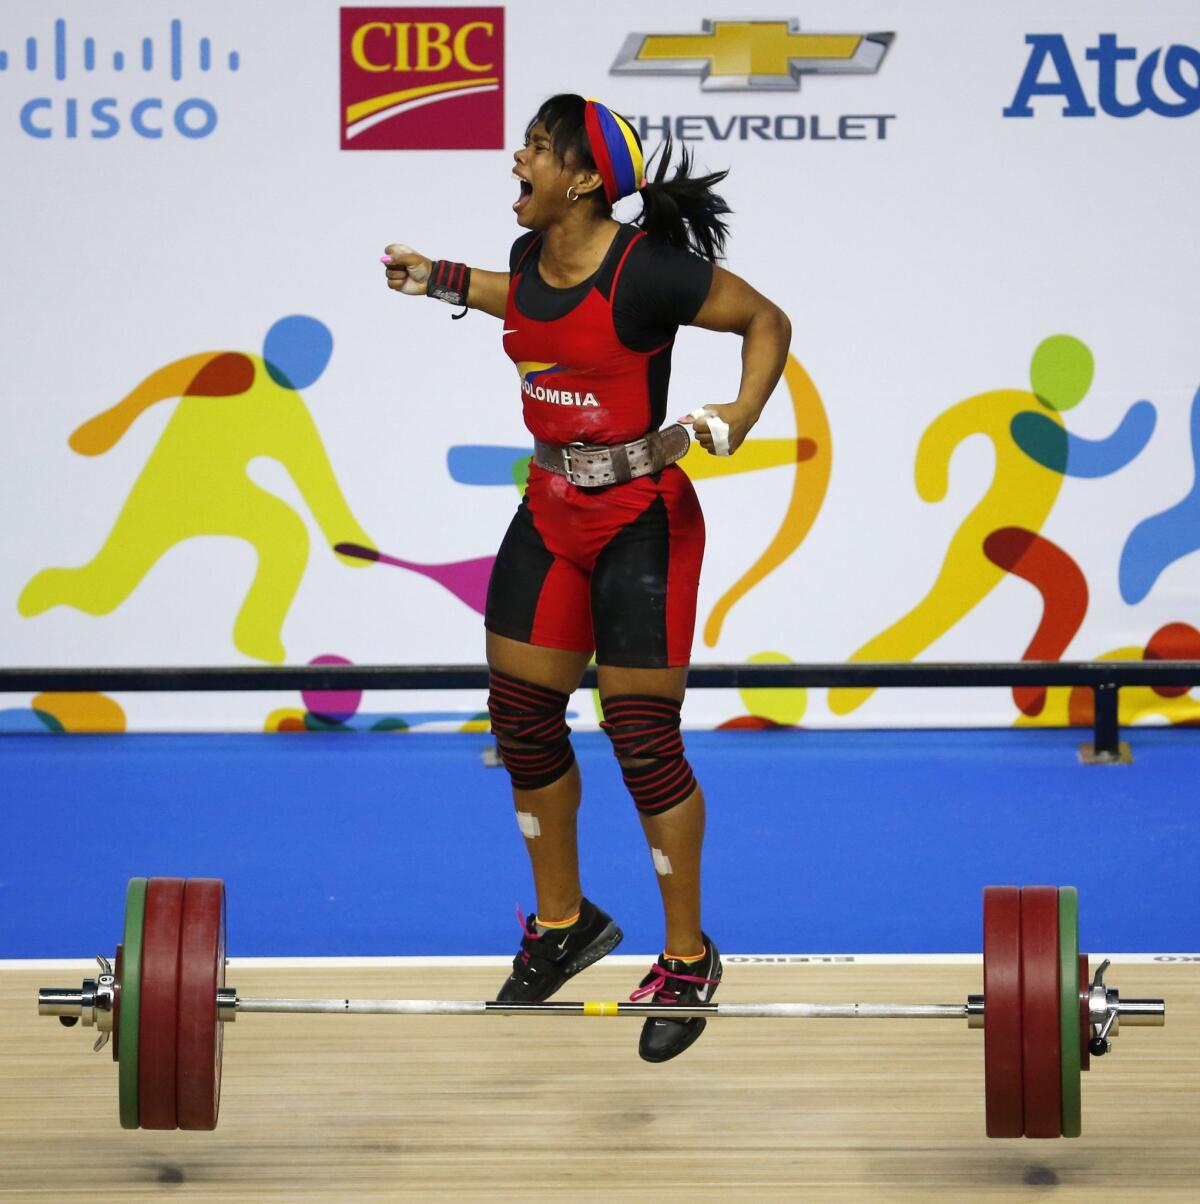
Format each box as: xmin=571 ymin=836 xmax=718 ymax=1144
xmin=600 ymin=695 xmax=697 ymax=815
xmin=487 ymin=669 xmax=575 ymax=791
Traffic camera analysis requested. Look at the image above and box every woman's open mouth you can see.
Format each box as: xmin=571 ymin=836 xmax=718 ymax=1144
xmin=513 ymin=177 xmax=533 ymax=213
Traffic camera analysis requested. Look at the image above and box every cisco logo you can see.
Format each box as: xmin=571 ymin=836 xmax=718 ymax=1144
xmin=1005 ymin=33 xmax=1200 ymax=118
xmin=2 ymin=16 xmax=241 ymax=139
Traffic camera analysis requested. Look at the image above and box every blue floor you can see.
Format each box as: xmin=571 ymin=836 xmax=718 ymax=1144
xmin=3 ymin=729 xmax=1197 ymax=958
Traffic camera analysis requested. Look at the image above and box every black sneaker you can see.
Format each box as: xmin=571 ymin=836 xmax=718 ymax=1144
xmin=495 ymin=897 xmax=623 ymax=1003
xmin=633 ymin=935 xmax=722 ymax=1063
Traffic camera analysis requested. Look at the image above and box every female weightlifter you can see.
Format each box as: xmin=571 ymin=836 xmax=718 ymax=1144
xmin=382 ymin=94 xmax=791 ymax=1062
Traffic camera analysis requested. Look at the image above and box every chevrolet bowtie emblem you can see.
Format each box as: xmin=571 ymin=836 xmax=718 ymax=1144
xmin=611 ymin=19 xmax=893 ymax=92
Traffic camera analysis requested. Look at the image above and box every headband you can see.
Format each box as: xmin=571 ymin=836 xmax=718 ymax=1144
xmin=583 ymin=99 xmax=644 ymax=204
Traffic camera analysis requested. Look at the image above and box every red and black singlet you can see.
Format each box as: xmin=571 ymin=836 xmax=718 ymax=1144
xmin=485 ymin=225 xmax=713 ymax=667
xmin=502 ymin=226 xmax=712 ymax=445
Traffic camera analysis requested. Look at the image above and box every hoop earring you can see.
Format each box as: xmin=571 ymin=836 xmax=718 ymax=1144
xmin=566 ymin=185 xmax=580 ymax=202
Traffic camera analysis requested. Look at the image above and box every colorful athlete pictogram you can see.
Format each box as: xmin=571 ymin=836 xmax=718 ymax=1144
xmin=18 ymin=316 xmax=374 ymax=664
xmin=1120 ymin=383 xmax=1200 ymax=604
xmin=982 ymin=529 xmax=1089 ymax=718
xmin=829 ymin=335 xmax=1085 ymax=716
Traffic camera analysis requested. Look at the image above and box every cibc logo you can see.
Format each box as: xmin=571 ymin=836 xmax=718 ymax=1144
xmin=2 ymin=16 xmax=240 ymax=139
xmin=1005 ymin=33 xmax=1200 ymax=117
xmin=339 ymin=7 xmax=504 ymax=150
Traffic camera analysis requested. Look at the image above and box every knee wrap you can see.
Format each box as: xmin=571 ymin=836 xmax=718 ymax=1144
xmin=487 ymin=669 xmax=575 ymax=790
xmin=600 ymin=695 xmax=696 ymax=815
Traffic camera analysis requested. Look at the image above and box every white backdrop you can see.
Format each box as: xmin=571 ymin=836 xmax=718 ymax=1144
xmin=2 ymin=1 xmax=1199 ymax=732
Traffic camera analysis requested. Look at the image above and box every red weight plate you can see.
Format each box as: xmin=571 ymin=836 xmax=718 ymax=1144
xmin=983 ymin=886 xmax=1023 ymax=1137
xmin=177 ymin=879 xmax=227 ymax=1131
xmin=112 ymin=944 xmax=123 ymax=1063
xmin=1020 ymin=887 xmax=1062 ymax=1137
xmin=139 ymin=878 xmax=185 ymax=1130
xmin=1079 ymin=954 xmax=1090 ymax=1072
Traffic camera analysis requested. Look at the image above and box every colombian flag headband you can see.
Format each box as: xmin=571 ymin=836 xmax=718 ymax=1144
xmin=584 ymin=99 xmax=644 ymax=205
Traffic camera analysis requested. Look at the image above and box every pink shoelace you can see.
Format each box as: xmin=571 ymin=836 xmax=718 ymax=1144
xmin=629 ymin=962 xmax=718 ymax=1005
xmin=515 ymin=904 xmax=546 ymax=966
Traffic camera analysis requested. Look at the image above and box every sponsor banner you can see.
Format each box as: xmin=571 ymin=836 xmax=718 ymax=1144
xmin=2 ymin=1 xmax=1198 ymax=733
xmin=3 ymin=12 xmax=240 ymax=140
xmin=339 ymin=5 xmax=504 ymax=149
xmin=615 ymin=17 xmax=895 ymax=141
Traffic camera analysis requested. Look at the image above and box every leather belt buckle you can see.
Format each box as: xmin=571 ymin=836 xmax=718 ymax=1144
xmin=561 ymin=442 xmax=607 ymax=488
xmin=534 ymin=430 xmax=688 ymax=488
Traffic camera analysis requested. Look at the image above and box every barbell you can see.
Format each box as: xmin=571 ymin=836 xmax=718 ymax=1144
xmin=38 ymin=878 xmax=1164 ymax=1138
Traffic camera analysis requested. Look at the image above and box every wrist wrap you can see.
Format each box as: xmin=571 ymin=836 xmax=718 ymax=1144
xmin=427 ymin=260 xmax=471 ymax=308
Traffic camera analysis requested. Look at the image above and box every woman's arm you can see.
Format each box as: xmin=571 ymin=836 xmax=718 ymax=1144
xmin=684 ymin=265 xmax=792 ymax=455
xmin=382 ymin=244 xmax=508 ymax=320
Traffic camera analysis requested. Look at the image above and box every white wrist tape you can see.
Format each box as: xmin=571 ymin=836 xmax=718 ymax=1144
xmin=690 ymin=407 xmax=731 ymax=456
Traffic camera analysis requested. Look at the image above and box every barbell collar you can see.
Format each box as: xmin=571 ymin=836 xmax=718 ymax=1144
xmin=39 ymin=982 xmax=112 ymax=1030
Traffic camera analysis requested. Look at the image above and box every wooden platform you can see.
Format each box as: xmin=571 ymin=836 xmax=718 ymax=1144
xmin=2 ymin=961 xmax=1196 ymax=1201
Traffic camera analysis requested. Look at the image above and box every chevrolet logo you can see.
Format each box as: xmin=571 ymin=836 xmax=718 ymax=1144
xmin=611 ymin=19 xmax=893 ymax=92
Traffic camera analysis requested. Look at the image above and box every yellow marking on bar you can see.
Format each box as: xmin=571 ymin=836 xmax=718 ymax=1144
xmin=584 ymin=1001 xmax=620 ymax=1016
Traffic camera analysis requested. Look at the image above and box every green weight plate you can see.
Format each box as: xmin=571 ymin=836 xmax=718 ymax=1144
xmin=118 ymin=879 xmax=147 ymax=1130
xmin=1058 ymin=887 xmax=1082 ymax=1137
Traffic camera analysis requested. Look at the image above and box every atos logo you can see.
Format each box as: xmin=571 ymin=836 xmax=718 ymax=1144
xmin=2 ymin=16 xmax=241 ymax=140
xmin=1004 ymin=33 xmax=1200 ymax=118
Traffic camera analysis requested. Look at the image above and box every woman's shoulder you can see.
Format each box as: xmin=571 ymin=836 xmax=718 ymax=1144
xmin=619 ymin=229 xmax=714 ymax=298
xmin=509 ymin=231 xmax=541 ymax=273
xmin=627 ymin=229 xmax=709 ymax=269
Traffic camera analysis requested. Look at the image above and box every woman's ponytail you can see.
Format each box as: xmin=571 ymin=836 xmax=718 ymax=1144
xmin=636 ymin=134 xmax=731 ymax=262
xmin=530 ymin=95 xmax=732 ymax=261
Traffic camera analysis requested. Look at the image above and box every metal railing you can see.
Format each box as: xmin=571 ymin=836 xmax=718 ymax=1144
xmin=3 ymin=661 xmax=1199 ymax=759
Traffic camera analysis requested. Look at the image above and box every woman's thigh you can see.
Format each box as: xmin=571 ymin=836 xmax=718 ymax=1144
xmin=486 ymin=630 xmax=592 ymax=695
xmin=595 ymin=663 xmax=688 ymax=703
xmin=589 ymin=473 xmax=705 ymax=670
xmin=485 ymin=498 xmax=595 ymax=656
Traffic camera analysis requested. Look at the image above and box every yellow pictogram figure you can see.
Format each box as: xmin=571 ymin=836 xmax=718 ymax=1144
xmin=828 ymin=337 xmax=1091 ymax=715
xmin=19 ymin=316 xmax=374 ymax=664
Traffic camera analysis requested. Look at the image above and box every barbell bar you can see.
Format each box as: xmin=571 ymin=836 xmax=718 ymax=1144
xmin=38 ymin=878 xmax=1165 ymax=1138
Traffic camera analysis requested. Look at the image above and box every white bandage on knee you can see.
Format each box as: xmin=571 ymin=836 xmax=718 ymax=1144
xmin=690 ymin=407 xmax=731 ymax=456
xmin=516 ymin=811 xmax=541 ymax=839
xmin=651 ymin=847 xmax=673 ymax=876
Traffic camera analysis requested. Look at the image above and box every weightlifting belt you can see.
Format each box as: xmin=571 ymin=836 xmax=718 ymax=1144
xmin=532 ymin=424 xmax=690 ymax=488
